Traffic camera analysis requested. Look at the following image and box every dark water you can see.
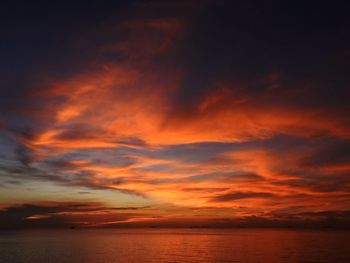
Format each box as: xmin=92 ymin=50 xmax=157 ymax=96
xmin=0 ymin=229 xmax=349 ymax=263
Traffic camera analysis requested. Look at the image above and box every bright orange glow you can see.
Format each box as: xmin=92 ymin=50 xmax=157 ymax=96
xmin=26 ymin=215 xmax=51 ymax=220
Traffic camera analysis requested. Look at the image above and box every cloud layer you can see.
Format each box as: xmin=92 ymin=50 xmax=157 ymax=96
xmin=1 ymin=0 xmax=350 ymax=228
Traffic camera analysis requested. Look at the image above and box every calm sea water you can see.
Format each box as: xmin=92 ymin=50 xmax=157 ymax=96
xmin=0 ymin=228 xmax=349 ymax=263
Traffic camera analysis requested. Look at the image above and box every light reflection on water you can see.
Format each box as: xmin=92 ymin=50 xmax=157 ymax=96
xmin=0 ymin=228 xmax=349 ymax=263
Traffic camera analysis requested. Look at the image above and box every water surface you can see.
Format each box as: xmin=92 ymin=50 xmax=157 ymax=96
xmin=1 ymin=228 xmax=349 ymax=262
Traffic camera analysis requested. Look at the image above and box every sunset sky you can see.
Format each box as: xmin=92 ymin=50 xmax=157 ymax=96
xmin=1 ymin=0 xmax=350 ymax=228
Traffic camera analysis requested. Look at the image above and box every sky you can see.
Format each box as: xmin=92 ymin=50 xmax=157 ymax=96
xmin=1 ymin=0 xmax=350 ymax=229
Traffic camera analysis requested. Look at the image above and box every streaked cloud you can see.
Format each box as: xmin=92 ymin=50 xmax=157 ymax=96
xmin=1 ymin=0 xmax=350 ymax=228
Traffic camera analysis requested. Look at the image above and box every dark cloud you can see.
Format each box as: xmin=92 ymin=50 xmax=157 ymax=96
xmin=301 ymin=139 xmax=350 ymax=168
xmin=210 ymin=192 xmax=276 ymax=202
xmin=0 ymin=203 xmax=94 ymax=229
xmin=182 ymin=187 xmax=229 ymax=193
xmin=186 ymin=172 xmax=264 ymax=183
xmin=0 ymin=160 xmax=146 ymax=198
xmin=54 ymin=126 xmax=106 ymax=141
xmin=111 ymin=206 xmax=151 ymax=210
xmin=0 ymin=202 xmax=154 ymax=229
xmin=274 ymin=175 xmax=350 ymax=193
xmin=47 ymin=160 xmax=81 ymax=169
xmin=202 ymin=211 xmax=350 ymax=229
xmin=298 ymin=210 xmax=350 ymax=219
xmin=13 ymin=145 xmax=33 ymax=167
xmin=116 ymin=137 xmax=147 ymax=147
xmin=145 ymin=142 xmax=247 ymax=164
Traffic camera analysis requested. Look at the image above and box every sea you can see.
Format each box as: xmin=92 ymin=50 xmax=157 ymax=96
xmin=0 ymin=228 xmax=349 ymax=263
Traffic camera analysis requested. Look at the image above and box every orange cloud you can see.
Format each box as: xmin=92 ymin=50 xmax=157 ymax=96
xmin=3 ymin=3 xmax=349 ymax=227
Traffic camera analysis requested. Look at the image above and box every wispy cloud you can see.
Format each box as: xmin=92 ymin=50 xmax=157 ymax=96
xmin=1 ymin=0 xmax=350 ymax=228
